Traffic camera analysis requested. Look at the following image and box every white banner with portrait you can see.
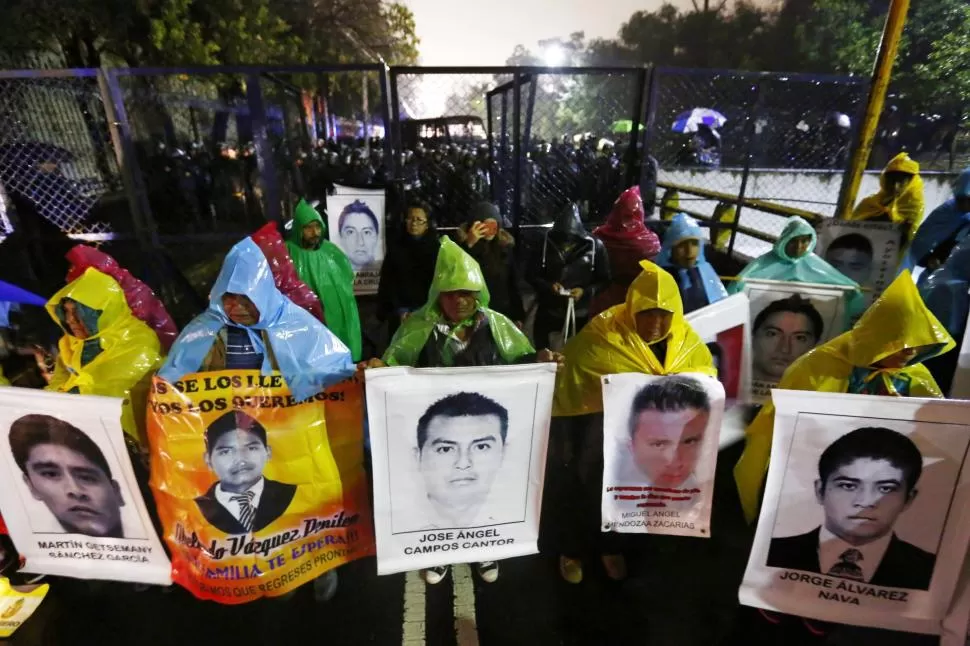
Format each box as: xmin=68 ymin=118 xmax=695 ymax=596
xmin=601 ymin=372 xmax=725 ymax=538
xmin=739 ymin=390 xmax=970 ymax=635
xmin=816 ymin=219 xmax=903 ymax=307
xmin=743 ymin=279 xmax=852 ymax=403
xmin=327 ymin=184 xmax=386 ymax=295
xmin=0 ymin=388 xmax=171 ymax=585
xmin=365 ymin=364 xmax=556 ymax=575
xmin=686 ymin=293 xmax=752 ymax=407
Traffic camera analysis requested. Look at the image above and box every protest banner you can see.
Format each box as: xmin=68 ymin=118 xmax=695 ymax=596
xmin=739 ymin=390 xmax=970 ymax=635
xmin=816 ymin=219 xmax=903 ymax=306
xmin=365 ymin=364 xmax=556 ymax=575
xmin=0 ymin=577 xmax=48 ymax=638
xmin=147 ymin=371 xmax=374 ymax=603
xmin=601 ymin=373 xmax=725 ymax=538
xmin=0 ymin=388 xmax=171 ymax=585
xmin=685 ymin=293 xmax=751 ymax=405
xmin=327 ymin=185 xmax=386 ymax=295
xmin=743 ymin=279 xmax=852 ymax=403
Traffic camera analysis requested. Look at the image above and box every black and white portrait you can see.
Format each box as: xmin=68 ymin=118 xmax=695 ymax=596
xmin=816 ymin=220 xmax=903 ymax=305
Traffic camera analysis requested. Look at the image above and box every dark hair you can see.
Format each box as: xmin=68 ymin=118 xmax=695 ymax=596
xmin=338 ymin=200 xmax=379 ymax=234
xmin=628 ymin=376 xmax=711 ymax=438
xmin=204 ymin=410 xmax=268 ymax=455
xmin=819 ymin=427 xmax=923 ymax=495
xmin=9 ymin=414 xmax=112 ymax=478
xmin=416 ymin=392 xmax=509 ymax=450
xmin=827 ymin=233 xmax=873 ymax=257
xmin=406 ymin=199 xmax=432 ymax=217
xmin=753 ymin=294 xmax=824 ymax=341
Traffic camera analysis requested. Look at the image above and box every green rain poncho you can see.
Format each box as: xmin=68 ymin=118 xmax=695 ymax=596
xmin=382 ymin=237 xmax=535 ymax=367
xmin=285 ymin=199 xmax=362 ymax=360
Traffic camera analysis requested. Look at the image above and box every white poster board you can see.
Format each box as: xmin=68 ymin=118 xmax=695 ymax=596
xmin=685 ymin=293 xmax=752 ymax=406
xmin=0 ymin=388 xmax=171 ymax=585
xmin=601 ymin=372 xmax=725 ymax=538
xmin=949 ymin=321 xmax=970 ymax=400
xmin=739 ymin=390 xmax=970 ymax=635
xmin=743 ymin=279 xmax=851 ymax=403
xmin=365 ymin=364 xmax=555 ymax=575
xmin=816 ymin=219 xmax=903 ymax=306
xmin=327 ymin=184 xmax=386 ymax=295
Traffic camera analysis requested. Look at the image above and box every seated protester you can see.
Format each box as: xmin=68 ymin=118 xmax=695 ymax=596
xmin=553 ymin=261 xmax=716 ymax=583
xmin=528 ymin=203 xmax=611 ymax=349
xmin=919 ymin=237 xmax=970 ymax=394
xmin=377 ymin=200 xmax=440 ymax=339
xmin=366 ymin=237 xmax=561 ymax=584
xmin=159 ymin=237 xmax=355 ymax=602
xmin=731 ymin=216 xmax=863 ymax=321
xmin=656 ymin=213 xmax=728 ymax=314
xmin=735 ymin=270 xmax=954 ymax=525
xmin=849 ymin=152 xmax=925 ymax=248
xmin=284 ymin=199 xmax=362 ymax=361
xmin=456 ymin=202 xmax=526 ymax=325
xmin=902 ymin=167 xmax=970 ymax=276
xmin=45 ymin=268 xmax=162 ymax=445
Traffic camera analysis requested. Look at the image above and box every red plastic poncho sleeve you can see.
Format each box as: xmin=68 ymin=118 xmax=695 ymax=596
xmin=250 ymin=222 xmax=325 ymax=323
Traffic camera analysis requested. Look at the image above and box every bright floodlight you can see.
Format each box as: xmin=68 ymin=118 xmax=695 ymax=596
xmin=543 ymin=44 xmax=566 ymax=67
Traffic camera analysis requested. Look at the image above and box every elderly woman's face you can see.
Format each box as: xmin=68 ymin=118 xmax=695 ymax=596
xmin=340 ymin=211 xmax=379 ymax=267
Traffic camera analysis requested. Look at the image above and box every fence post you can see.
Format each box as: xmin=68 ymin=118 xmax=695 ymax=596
xmin=378 ymin=65 xmax=394 ymax=178
xmin=389 ymin=68 xmax=403 ymax=161
xmin=727 ymin=78 xmax=766 ymax=257
xmin=500 ymin=91 xmax=510 ymax=218
xmin=246 ymin=73 xmax=281 ymax=224
xmin=97 ymin=69 xmax=157 ymax=250
xmin=512 ymin=72 xmax=523 ymax=246
xmin=625 ymin=66 xmax=649 ymax=189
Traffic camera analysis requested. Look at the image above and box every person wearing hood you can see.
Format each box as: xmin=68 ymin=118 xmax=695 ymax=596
xmin=553 ymin=261 xmax=716 ymax=583
xmin=284 ymin=199 xmax=362 ymax=361
xmin=918 ymin=236 xmax=970 ymax=394
xmin=46 ymin=268 xmax=162 ymax=444
xmin=590 ymin=187 xmax=661 ymax=317
xmin=364 ymin=238 xmax=561 ymax=585
xmin=902 ymin=167 xmax=970 ymax=276
xmin=735 ymin=270 xmax=954 ymax=525
xmin=457 ymin=202 xmax=525 ymax=324
xmin=529 ymin=203 xmax=611 ymax=349
xmin=377 ymin=200 xmax=440 ymax=339
xmin=730 ymin=216 xmax=864 ymax=320
xmin=849 ymin=152 xmax=925 ymax=246
xmin=656 ymin=213 xmax=728 ymax=314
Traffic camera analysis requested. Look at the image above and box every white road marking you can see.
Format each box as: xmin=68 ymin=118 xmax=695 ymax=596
xmin=402 ymin=570 xmax=426 ymax=646
xmin=452 ymin=564 xmax=479 ymax=646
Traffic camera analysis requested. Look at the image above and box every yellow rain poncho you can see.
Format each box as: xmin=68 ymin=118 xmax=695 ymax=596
xmin=46 ymin=268 xmax=162 ymax=443
xmin=734 ymin=270 xmax=954 ymax=522
xmin=553 ymin=260 xmax=716 ymax=417
xmin=849 ymin=152 xmax=925 ymax=243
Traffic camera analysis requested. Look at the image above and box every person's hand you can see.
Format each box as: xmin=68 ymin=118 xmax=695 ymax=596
xmin=465 ymin=221 xmax=488 ymax=247
xmin=536 ymin=348 xmax=565 ymax=370
xmin=400 ymin=311 xmax=411 ymax=323
xmin=30 ymin=345 xmax=54 ymax=383
xmin=551 ymin=282 xmax=564 ymax=295
xmin=356 ymin=358 xmax=386 ymax=376
xmin=569 ymin=287 xmax=584 ymax=301
xmin=514 ymin=320 xmax=524 ymax=330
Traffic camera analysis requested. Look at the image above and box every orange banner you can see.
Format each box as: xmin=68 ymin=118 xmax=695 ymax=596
xmin=147 ymin=371 xmax=374 ymax=603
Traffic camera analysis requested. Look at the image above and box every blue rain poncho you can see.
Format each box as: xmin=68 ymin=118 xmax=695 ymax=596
xmin=902 ymin=168 xmax=970 ymax=273
xmin=919 ymin=235 xmax=970 ymax=339
xmin=655 ymin=213 xmax=728 ymax=312
xmin=159 ymin=238 xmax=355 ymax=400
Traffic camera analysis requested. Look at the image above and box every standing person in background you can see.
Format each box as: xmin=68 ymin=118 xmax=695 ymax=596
xmin=529 ymin=203 xmax=611 ymax=350
xmin=590 ymin=186 xmax=661 ymax=317
xmin=918 ymin=236 xmax=970 ymax=394
xmin=849 ymin=152 xmax=925 ymax=248
xmin=378 ymin=200 xmax=440 ymax=340
xmin=284 ymin=199 xmax=362 ymax=361
xmin=902 ymin=167 xmax=970 ymax=275
xmin=457 ymin=202 xmax=525 ymax=325
xmin=656 ymin=213 xmax=728 ymax=314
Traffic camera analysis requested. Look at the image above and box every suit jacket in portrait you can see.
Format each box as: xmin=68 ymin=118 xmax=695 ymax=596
xmin=195 ymin=478 xmax=297 ymax=535
xmin=767 ymin=526 xmax=936 ymax=590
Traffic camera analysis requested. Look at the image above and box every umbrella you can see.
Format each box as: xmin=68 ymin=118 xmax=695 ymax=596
xmin=610 ymin=120 xmax=644 ymax=134
xmin=0 ymin=280 xmax=47 ymax=307
xmin=672 ymin=108 xmax=727 ymax=134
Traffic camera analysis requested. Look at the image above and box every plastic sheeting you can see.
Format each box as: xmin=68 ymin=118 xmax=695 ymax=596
xmin=158 ymin=237 xmax=355 ymax=402
xmin=0 ymin=280 xmax=46 ymax=307
xmin=734 ymin=270 xmax=955 ymax=522
xmin=903 ymin=168 xmax=970 ymax=272
xmin=250 ymin=221 xmax=325 ymax=324
xmin=655 ymin=213 xmax=728 ymax=310
xmin=850 ymin=152 xmax=926 ymax=243
xmin=592 ymin=186 xmax=662 ymax=257
xmin=553 ymin=260 xmax=716 ymax=417
xmin=920 ymin=236 xmax=970 ymax=338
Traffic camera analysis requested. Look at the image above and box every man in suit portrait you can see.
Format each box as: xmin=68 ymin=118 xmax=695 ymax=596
xmin=195 ymin=410 xmax=296 ymax=535
xmin=767 ymin=426 xmax=936 ymax=590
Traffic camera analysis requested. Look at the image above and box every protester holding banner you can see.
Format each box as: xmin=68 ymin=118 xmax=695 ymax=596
xmin=903 ymin=167 xmax=970 ymax=275
xmin=552 ymin=260 xmax=716 ymax=583
xmin=849 ymin=152 xmax=925 ymax=247
xmin=656 ymin=213 xmax=728 ymax=314
xmin=457 ymin=202 xmax=526 ymax=324
xmin=284 ymin=199 xmax=362 ymax=361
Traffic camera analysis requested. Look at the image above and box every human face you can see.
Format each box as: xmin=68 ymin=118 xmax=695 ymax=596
xmin=419 ymin=414 xmax=505 ymax=515
xmin=438 ymin=290 xmax=478 ymax=323
xmin=340 ymin=211 xmax=378 ymax=267
xmin=671 ymin=239 xmax=700 ymax=269
xmin=23 ymin=444 xmax=123 ymax=537
xmin=61 ymin=300 xmax=91 ymax=338
xmin=826 ymin=248 xmax=872 ymax=284
xmin=301 ymin=220 xmax=323 ymax=249
xmin=405 ymin=208 xmax=429 ymax=237
xmin=784 ymin=235 xmax=813 ymax=259
xmin=630 ymin=407 xmax=709 ymax=488
xmin=875 ymin=346 xmax=920 ymax=370
xmin=635 ymin=308 xmax=673 ymax=345
xmin=884 ymin=171 xmax=913 ymax=198
xmin=752 ymin=311 xmax=817 ymax=381
xmin=204 ymin=429 xmax=270 ymax=494
xmin=816 ymin=457 xmax=915 ymax=545
xmin=222 ymin=293 xmax=260 ymax=327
